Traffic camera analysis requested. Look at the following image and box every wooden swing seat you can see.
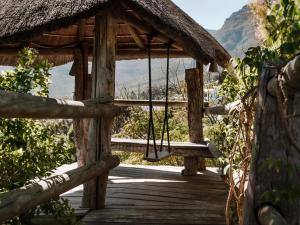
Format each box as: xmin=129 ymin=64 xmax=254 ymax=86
xmin=111 ymin=138 xmax=222 ymax=159
xmin=144 ymin=150 xmax=172 ymax=162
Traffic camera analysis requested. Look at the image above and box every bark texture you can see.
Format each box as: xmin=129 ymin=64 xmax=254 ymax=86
xmin=182 ymin=65 xmax=205 ymax=176
xmin=83 ymin=13 xmax=116 ymax=209
xmin=244 ymin=63 xmax=300 ymax=224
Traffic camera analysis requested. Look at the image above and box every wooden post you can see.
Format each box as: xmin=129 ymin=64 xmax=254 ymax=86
xmin=197 ymin=62 xmax=207 ymax=171
xmin=182 ymin=63 xmax=205 ymax=176
xmin=83 ymin=13 xmax=116 ymax=209
xmin=74 ymin=42 xmax=91 ymax=167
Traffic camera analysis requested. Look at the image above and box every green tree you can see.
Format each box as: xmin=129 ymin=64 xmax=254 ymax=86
xmin=0 ymin=48 xmax=76 ymax=225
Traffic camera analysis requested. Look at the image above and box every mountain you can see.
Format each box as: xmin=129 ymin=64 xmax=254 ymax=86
xmin=210 ymin=5 xmax=259 ymax=58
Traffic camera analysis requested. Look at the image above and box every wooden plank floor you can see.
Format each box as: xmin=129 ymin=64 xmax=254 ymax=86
xmin=61 ymin=165 xmax=227 ymax=225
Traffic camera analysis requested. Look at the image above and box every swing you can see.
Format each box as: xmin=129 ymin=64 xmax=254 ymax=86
xmin=144 ymin=33 xmax=173 ymax=162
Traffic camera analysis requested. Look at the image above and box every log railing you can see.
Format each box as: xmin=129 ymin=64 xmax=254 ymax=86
xmin=258 ymin=205 xmax=289 ymax=225
xmin=114 ymin=99 xmax=189 ymax=107
xmin=114 ymin=99 xmax=230 ymax=115
xmin=0 ymin=90 xmax=121 ymax=119
xmin=0 ymin=156 xmax=120 ymax=223
xmin=0 ymin=89 xmax=122 ymax=222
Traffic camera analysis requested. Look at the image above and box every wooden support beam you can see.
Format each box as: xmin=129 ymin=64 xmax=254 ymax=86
xmin=0 ymin=156 xmax=120 ymax=223
xmin=0 ymin=48 xmax=187 ymax=60
xmin=84 ymin=13 xmax=117 ymax=210
xmin=113 ymin=10 xmax=183 ymax=50
xmin=0 ymin=90 xmax=120 ymax=119
xmin=182 ymin=65 xmax=205 ymax=176
xmin=126 ymin=24 xmax=145 ymax=49
xmin=197 ymin=62 xmax=206 ymax=172
xmin=116 ymin=49 xmax=187 ymax=60
xmin=73 ymin=42 xmax=91 ymax=167
xmin=77 ymin=19 xmax=86 ymax=42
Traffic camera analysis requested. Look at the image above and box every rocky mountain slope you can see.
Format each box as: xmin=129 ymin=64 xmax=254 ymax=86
xmin=211 ymin=5 xmax=259 ymax=58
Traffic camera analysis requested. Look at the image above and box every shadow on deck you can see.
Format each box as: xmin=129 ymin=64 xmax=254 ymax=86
xmin=62 ymin=165 xmax=227 ymax=225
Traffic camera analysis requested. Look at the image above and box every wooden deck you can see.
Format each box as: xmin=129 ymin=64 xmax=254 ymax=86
xmin=61 ymin=164 xmax=227 ymax=225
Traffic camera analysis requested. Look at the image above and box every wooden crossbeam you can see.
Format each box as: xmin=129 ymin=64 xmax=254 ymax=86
xmin=0 ymin=47 xmax=187 ymax=60
xmin=113 ymin=10 xmax=183 ymax=51
xmin=0 ymin=90 xmax=121 ymax=119
xmin=126 ymin=24 xmax=145 ymax=49
xmin=114 ymin=99 xmax=188 ymax=107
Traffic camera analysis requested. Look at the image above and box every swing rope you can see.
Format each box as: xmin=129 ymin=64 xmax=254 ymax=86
xmin=145 ymin=33 xmax=172 ymax=160
xmin=146 ymin=33 xmax=158 ymax=158
xmin=160 ymin=41 xmax=172 ymax=153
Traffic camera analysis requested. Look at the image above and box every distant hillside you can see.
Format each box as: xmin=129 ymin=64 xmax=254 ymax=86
xmin=210 ymin=5 xmax=259 ymax=58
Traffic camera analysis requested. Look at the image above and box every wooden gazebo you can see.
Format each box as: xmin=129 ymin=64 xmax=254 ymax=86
xmin=0 ymin=0 xmax=230 ymax=223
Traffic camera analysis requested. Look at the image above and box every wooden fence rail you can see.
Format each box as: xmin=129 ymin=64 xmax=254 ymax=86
xmin=114 ymin=99 xmax=232 ymax=115
xmin=114 ymin=99 xmax=189 ymax=107
xmin=0 ymin=90 xmax=121 ymax=119
xmin=0 ymin=156 xmax=120 ymax=222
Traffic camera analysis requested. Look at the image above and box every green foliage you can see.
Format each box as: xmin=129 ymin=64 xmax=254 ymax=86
xmin=265 ymin=0 xmax=300 ymax=56
xmin=0 ymin=48 xmax=51 ymax=96
xmin=116 ymin=107 xmax=189 ymax=142
xmin=114 ymin=107 xmax=189 ymax=166
xmin=0 ymin=48 xmax=76 ymax=224
xmin=0 ymin=119 xmax=75 ymax=191
xmin=261 ymin=184 xmax=300 ymax=205
xmin=217 ymin=0 xmax=300 ymax=223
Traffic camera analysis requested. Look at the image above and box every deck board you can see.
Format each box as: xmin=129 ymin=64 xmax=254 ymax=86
xmin=61 ymin=164 xmax=227 ymax=225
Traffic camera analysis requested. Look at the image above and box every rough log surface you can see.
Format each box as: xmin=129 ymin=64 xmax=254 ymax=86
xmin=84 ymin=13 xmax=116 ymax=209
xmin=183 ymin=66 xmax=205 ymax=176
xmin=258 ymin=205 xmax=289 ymax=225
xmin=0 ymin=156 xmax=120 ymax=223
xmin=244 ymin=66 xmax=300 ymax=224
xmin=73 ymin=42 xmax=91 ymax=167
xmin=268 ymin=55 xmax=300 ymax=97
xmin=0 ymin=90 xmax=119 ymax=119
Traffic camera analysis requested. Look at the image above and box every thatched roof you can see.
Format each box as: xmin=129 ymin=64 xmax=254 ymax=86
xmin=0 ymin=0 xmax=230 ymax=66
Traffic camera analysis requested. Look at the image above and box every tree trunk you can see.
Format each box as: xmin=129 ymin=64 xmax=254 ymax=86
xmin=83 ymin=13 xmax=117 ymax=209
xmin=244 ymin=61 xmax=300 ymax=224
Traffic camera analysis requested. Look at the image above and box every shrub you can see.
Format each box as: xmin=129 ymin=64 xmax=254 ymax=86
xmin=0 ymin=48 xmax=76 ymax=224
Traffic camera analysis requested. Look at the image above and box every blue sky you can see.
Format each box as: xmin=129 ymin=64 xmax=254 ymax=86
xmin=172 ymin=0 xmax=249 ymax=30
